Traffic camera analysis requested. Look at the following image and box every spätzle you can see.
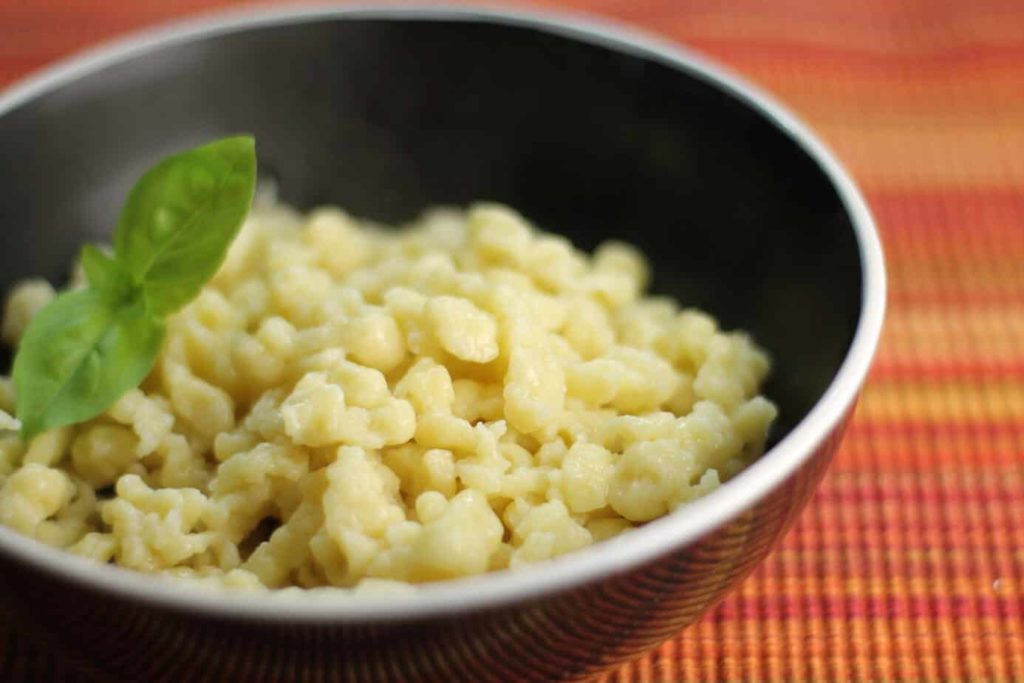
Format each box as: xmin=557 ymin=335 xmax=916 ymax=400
xmin=0 ymin=201 xmax=776 ymax=590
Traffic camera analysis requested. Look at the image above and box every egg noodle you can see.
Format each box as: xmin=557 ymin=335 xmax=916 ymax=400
xmin=0 ymin=200 xmax=775 ymax=591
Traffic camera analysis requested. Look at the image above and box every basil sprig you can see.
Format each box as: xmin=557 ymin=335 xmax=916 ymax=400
xmin=13 ymin=136 xmax=257 ymax=440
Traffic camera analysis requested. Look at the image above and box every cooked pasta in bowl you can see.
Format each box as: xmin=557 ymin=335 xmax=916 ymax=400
xmin=1 ymin=198 xmax=776 ymax=590
xmin=0 ymin=6 xmax=883 ymax=680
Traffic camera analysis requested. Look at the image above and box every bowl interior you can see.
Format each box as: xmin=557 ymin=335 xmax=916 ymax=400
xmin=0 ymin=15 xmax=861 ymax=448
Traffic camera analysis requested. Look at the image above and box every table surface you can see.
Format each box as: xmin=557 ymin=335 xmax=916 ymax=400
xmin=2 ymin=0 xmax=1023 ymax=681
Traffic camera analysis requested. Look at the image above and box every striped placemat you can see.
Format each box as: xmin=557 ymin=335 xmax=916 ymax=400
xmin=2 ymin=0 xmax=1022 ymax=680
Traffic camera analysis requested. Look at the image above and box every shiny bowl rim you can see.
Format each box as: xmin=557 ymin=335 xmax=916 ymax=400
xmin=0 ymin=3 xmax=886 ymax=622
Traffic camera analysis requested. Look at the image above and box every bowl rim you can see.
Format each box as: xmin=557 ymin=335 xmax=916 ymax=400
xmin=0 ymin=3 xmax=886 ymax=622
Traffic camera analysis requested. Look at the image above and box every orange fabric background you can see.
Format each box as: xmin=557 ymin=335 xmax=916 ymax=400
xmin=2 ymin=1 xmax=1023 ymax=681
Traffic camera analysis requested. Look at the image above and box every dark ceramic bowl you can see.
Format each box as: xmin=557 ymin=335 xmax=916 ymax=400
xmin=0 ymin=6 xmax=885 ymax=681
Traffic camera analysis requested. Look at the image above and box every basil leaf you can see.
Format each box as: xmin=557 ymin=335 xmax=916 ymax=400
xmin=114 ymin=135 xmax=256 ymax=315
xmin=80 ymin=244 xmax=134 ymax=303
xmin=13 ymin=288 xmax=165 ymax=440
xmin=13 ymin=136 xmax=255 ymax=439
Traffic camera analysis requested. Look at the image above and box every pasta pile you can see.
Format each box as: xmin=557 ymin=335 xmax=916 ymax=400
xmin=0 ymin=201 xmax=775 ymax=590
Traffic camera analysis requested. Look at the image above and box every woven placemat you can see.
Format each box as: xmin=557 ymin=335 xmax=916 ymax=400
xmin=1 ymin=0 xmax=1022 ymax=680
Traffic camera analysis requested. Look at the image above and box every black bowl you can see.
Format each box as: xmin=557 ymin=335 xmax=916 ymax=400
xmin=0 ymin=6 xmax=885 ymax=681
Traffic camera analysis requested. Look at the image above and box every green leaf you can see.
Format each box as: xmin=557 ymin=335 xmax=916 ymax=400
xmin=13 ymin=288 xmax=165 ymax=440
xmin=12 ymin=136 xmax=256 ymax=438
xmin=80 ymin=244 xmax=134 ymax=303
xmin=114 ymin=135 xmax=256 ymax=315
